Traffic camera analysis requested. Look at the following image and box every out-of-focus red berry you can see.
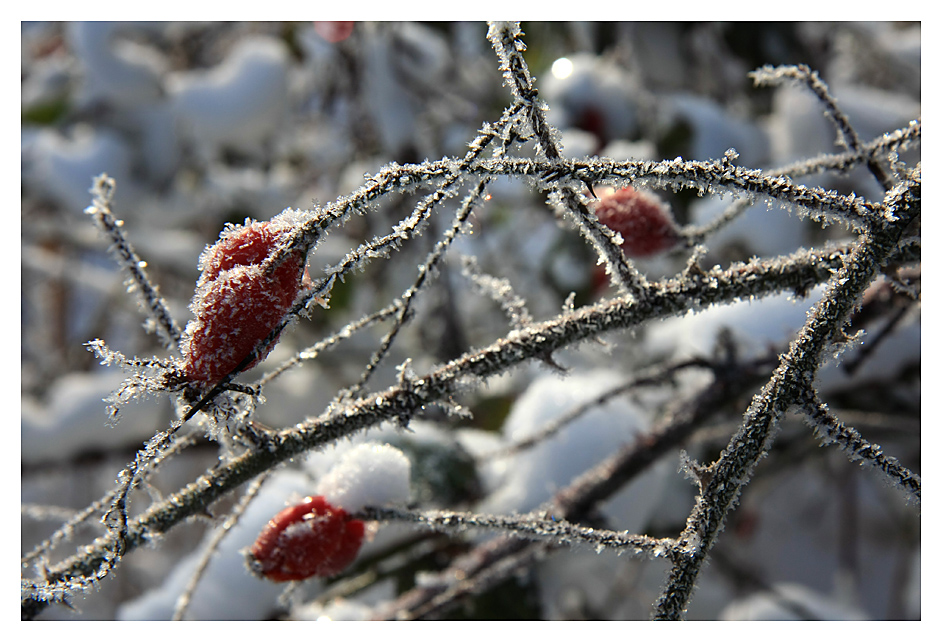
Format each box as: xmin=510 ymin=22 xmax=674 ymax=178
xmin=594 ymin=186 xmax=681 ymax=258
xmin=314 ymin=22 xmax=355 ymax=44
xmin=182 ymin=219 xmax=305 ymax=383
xmin=249 ymin=496 xmax=365 ymax=582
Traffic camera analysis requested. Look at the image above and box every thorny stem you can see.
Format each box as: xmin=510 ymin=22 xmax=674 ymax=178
xmin=258 ymin=299 xmax=405 ymax=385
xmin=460 ymin=254 xmax=533 ymax=330
xmin=476 ymin=157 xmax=883 ymax=230
xmin=20 ymin=433 xmax=199 ymax=570
xmin=344 ymin=180 xmax=489 ymax=400
xmin=682 ymin=119 xmax=918 ymax=246
xmin=311 ymin=103 xmax=525 ymax=284
xmin=381 ymin=537 xmax=547 ymax=621
xmin=750 ymin=64 xmax=894 ymax=190
xmin=273 ymin=106 xmax=523 ymax=267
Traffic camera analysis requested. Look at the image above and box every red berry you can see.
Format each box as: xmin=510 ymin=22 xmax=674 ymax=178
xmin=249 ymin=496 xmax=365 ymax=582
xmin=313 ymin=21 xmax=355 ymax=43
xmin=575 ymin=105 xmax=606 ymax=147
xmin=593 ymin=187 xmax=680 ymax=258
xmin=182 ymin=219 xmax=305 ymax=383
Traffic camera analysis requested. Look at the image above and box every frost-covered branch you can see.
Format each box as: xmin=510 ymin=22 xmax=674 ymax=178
xmin=652 ymin=166 xmax=920 ymax=620
xmin=373 ymin=537 xmax=548 ymax=621
xmin=480 ymin=157 xmax=883 ymax=230
xmin=750 ymin=64 xmax=893 ymax=189
xmin=487 ymin=21 xmax=648 ymax=297
xmin=20 ymin=432 xmax=198 ymax=572
xmin=371 ymin=349 xmax=770 ymax=620
xmin=85 ymin=174 xmax=183 ymax=349
xmin=343 ymin=180 xmax=490 ymax=400
xmin=313 ymin=104 xmax=525 ymax=284
xmin=684 ymin=119 xmax=919 ymax=245
xmin=258 ymin=299 xmax=405 ymax=385
xmin=360 ymin=507 xmax=675 ymax=557
xmin=459 ymin=254 xmax=533 ymax=330
xmin=795 ymin=387 xmax=920 ymax=503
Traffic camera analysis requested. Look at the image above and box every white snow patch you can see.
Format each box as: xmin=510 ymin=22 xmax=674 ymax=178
xmin=22 ymin=126 xmax=137 ymax=213
xmin=22 ymin=371 xmax=169 ymax=464
xmin=67 ymin=22 xmax=166 ymax=108
xmin=117 ymin=470 xmax=313 ymax=620
xmin=720 ymin=583 xmax=871 ymax=620
xmin=646 ymin=286 xmax=827 ymax=361
xmin=316 ymin=442 xmax=411 ymax=511
xmin=168 ymin=36 xmax=290 ymax=155
xmin=479 ymin=370 xmax=671 ymax=532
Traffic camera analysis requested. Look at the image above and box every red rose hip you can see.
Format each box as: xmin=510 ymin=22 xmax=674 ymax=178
xmin=182 ymin=218 xmax=306 ymax=383
xmin=248 ymin=495 xmax=365 ymax=582
xmin=594 ymin=186 xmax=680 ymax=258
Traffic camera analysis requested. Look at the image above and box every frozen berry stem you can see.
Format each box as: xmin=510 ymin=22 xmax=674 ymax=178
xmin=487 ymin=22 xmax=647 ymax=297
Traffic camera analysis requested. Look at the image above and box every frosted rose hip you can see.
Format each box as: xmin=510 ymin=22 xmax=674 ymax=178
xmin=594 ymin=186 xmax=680 ymax=258
xmin=182 ymin=219 xmax=305 ymax=383
xmin=248 ymin=496 xmax=365 ymax=582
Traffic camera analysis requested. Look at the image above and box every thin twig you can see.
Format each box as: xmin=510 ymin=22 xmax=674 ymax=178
xmin=85 ymin=174 xmax=183 ymax=350
xmin=172 ymin=474 xmax=270 ymax=621
xmin=795 ymin=388 xmax=920 ymax=503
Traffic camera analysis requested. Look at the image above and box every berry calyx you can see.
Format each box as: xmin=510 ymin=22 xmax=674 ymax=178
xmin=181 ymin=218 xmax=306 ymax=383
xmin=248 ymin=495 xmax=365 ymax=582
xmin=593 ymin=186 xmax=680 ymax=258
